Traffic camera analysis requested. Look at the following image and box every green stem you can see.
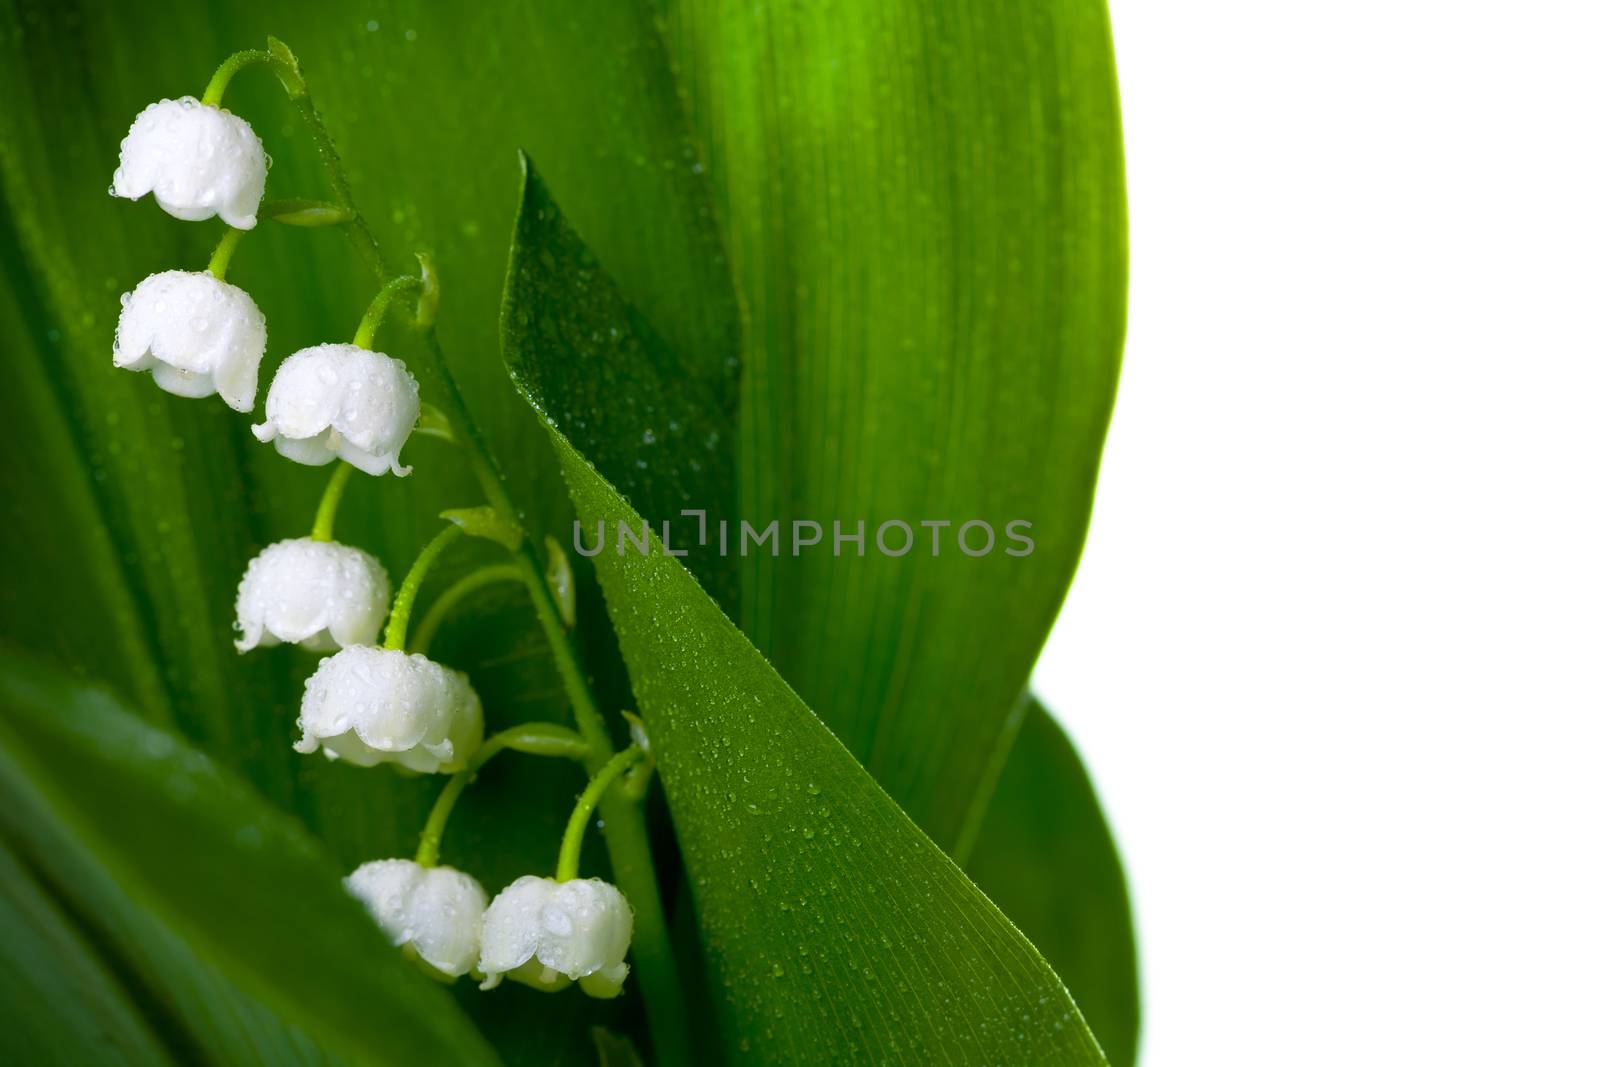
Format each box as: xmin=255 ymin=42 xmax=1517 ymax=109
xmin=203 ymin=50 xmax=264 ymax=108
xmin=410 ymin=564 xmax=523 ymax=656
xmin=439 ymin=337 xmax=692 ymax=1061
xmin=281 ymin=81 xmax=386 ymax=278
xmin=556 ymin=746 xmax=646 ymax=882
xmin=415 ymin=722 xmax=588 ymax=868
xmin=309 ymin=462 xmax=354 ymax=542
xmin=383 ymin=524 xmax=463 ymax=651
xmin=201 ymin=44 xmax=304 ymax=108
xmin=353 ymin=275 xmax=422 ymax=350
xmin=205 ymin=227 xmax=247 ymax=281
xmin=279 ymin=53 xmax=692 ymax=1063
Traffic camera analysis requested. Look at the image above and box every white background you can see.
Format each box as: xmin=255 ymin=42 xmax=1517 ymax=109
xmin=1030 ymin=2 xmax=1600 ymax=1064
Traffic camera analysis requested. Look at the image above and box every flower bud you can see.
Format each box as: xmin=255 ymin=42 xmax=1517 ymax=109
xmin=345 ymin=859 xmax=486 ymax=980
xmin=111 ymin=97 xmax=267 ymax=229
xmin=253 ymin=343 xmax=420 ymax=476
xmin=234 ymin=538 xmax=390 ymax=653
xmin=112 ymin=270 xmax=267 ymax=411
xmin=478 ymin=876 xmax=633 ymax=998
xmin=295 ymin=646 xmax=482 ymax=774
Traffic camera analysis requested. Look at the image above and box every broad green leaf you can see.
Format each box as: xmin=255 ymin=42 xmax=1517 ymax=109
xmin=967 ymin=697 xmax=1141 ymax=1067
xmin=483 ymin=2 xmax=744 ymax=393
xmin=0 ymin=644 xmax=497 ymax=1066
xmin=0 ymin=841 xmax=172 ymax=1067
xmin=660 ymin=0 xmax=1129 ymax=848
xmin=528 ymin=419 xmax=1108 ymax=1064
xmin=2 ymin=805 xmax=340 ymax=1067
xmin=501 ymin=152 xmax=738 ymax=609
xmin=484 ymin=0 xmax=1130 ymax=859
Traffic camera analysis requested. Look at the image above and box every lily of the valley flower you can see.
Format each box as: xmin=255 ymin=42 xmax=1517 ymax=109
xmin=345 ymin=858 xmax=486 ymax=980
xmin=253 ymin=343 xmax=420 ymax=476
xmin=296 ymin=646 xmax=482 ymax=773
xmin=234 ymin=538 xmax=390 ymax=652
xmin=111 ymin=97 xmax=268 ymax=229
xmin=113 ymin=270 xmax=267 ymax=411
xmin=478 ymin=876 xmax=633 ymax=998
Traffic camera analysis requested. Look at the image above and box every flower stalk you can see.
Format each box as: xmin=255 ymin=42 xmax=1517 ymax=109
xmin=410 ymin=563 xmax=523 ymax=656
xmin=354 ymin=274 xmax=424 ymax=350
xmin=383 ymin=524 xmax=463 ymax=651
xmin=415 ymin=722 xmax=589 ymax=868
xmin=556 ymin=745 xmax=647 ymax=882
xmin=246 ymin=40 xmax=692 ymax=1060
xmin=309 ymin=462 xmax=355 ymax=542
xmin=205 ymin=226 xmax=247 ymax=280
xmin=200 ymin=45 xmax=305 ymax=109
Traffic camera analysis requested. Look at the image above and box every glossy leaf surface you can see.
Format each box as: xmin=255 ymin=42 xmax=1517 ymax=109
xmin=525 ymin=414 xmax=1108 ymax=1064
xmin=0 ymin=646 xmax=497 ymax=1066
xmin=967 ymin=697 xmax=1141 ymax=1066
xmin=662 ymin=0 xmax=1129 ymax=848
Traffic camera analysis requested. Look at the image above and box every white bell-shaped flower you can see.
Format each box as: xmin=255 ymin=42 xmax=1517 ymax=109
xmin=234 ymin=538 xmax=390 ymax=653
xmin=253 ymin=343 xmax=420 ymax=476
xmin=295 ymin=646 xmax=482 ymax=774
xmin=478 ymin=876 xmax=633 ymax=998
xmin=111 ymin=97 xmax=268 ymax=229
xmin=112 ymin=270 xmax=267 ymax=411
xmin=345 ymin=859 xmax=486 ymax=980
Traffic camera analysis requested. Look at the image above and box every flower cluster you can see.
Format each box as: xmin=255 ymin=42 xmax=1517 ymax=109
xmin=111 ymin=48 xmax=639 ymax=1005
xmin=110 ymin=93 xmax=419 ymax=471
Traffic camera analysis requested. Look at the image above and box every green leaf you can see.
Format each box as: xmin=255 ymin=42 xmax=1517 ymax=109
xmin=966 ymin=697 xmax=1141 ymax=1067
xmin=490 ymin=0 xmax=1131 ymax=866
xmin=501 ymin=152 xmax=738 ymax=610
xmin=478 ymin=3 xmax=745 ymax=400
xmin=0 ymin=841 xmax=173 ymax=1067
xmin=2 ymin=816 xmax=340 ymax=1067
xmin=0 ymin=644 xmax=497 ymax=1066
xmin=661 ymin=0 xmax=1129 ymax=849
xmin=529 ymin=416 xmax=1108 ymax=1064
